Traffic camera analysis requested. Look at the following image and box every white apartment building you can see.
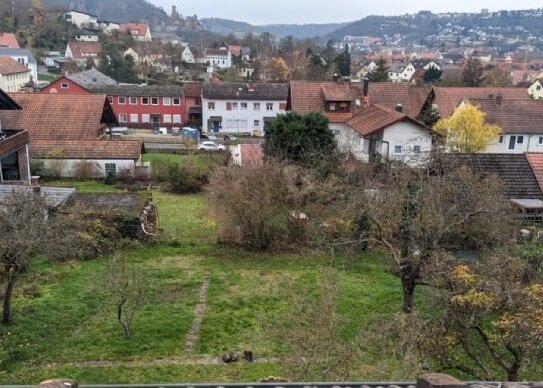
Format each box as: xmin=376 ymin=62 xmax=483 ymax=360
xmin=202 ymin=83 xmax=289 ymax=136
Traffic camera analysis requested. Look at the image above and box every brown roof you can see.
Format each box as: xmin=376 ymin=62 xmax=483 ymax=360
xmin=31 ymin=139 xmax=143 ymax=160
xmin=432 ymin=87 xmax=530 ymax=118
xmin=67 ymin=41 xmax=101 ymax=59
xmin=2 ymin=93 xmax=112 ymax=142
xmin=526 ymin=153 xmax=543 ymax=194
xmin=288 ymin=81 xmax=430 ymax=119
xmin=465 ymin=97 xmax=543 ymax=134
xmin=443 ymin=153 xmax=543 ymax=199
xmin=204 ymin=48 xmax=229 ymax=56
xmin=0 ymin=57 xmax=30 ymax=75
xmin=321 ymin=84 xmax=359 ymax=101
xmin=346 ymin=104 xmax=428 ymax=136
xmin=119 ymin=23 xmax=150 ymax=37
xmin=0 ymin=32 xmax=20 ymax=48
xmin=184 ymin=82 xmax=202 ymax=98
xmin=228 ymin=45 xmax=242 ymax=56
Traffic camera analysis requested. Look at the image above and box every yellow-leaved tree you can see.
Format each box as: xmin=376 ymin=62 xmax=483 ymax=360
xmin=434 ymin=103 xmax=502 ymax=153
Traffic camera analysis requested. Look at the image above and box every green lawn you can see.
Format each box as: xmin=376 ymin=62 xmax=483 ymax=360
xmin=38 ymin=73 xmax=60 ymax=82
xmin=0 ymin=180 xmax=428 ymax=383
xmin=143 ymin=153 xmax=227 ymax=170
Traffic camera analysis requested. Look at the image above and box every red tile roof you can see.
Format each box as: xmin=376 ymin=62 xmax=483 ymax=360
xmin=526 ymin=153 xmax=543 ymax=194
xmin=432 ymin=86 xmax=530 ymax=118
xmin=465 ymin=97 xmax=543 ymax=134
xmin=324 ymin=112 xmax=354 ymax=123
xmin=288 ymin=81 xmax=430 ymax=119
xmin=31 ymin=139 xmax=143 ymax=159
xmin=2 ymin=93 xmax=110 ymax=141
xmin=119 ymin=23 xmax=150 ymax=37
xmin=0 ymin=32 xmax=20 ymax=48
xmin=67 ymin=41 xmax=101 ymax=59
xmin=346 ymin=104 xmax=428 ymax=136
xmin=228 ymin=45 xmax=242 ymax=56
xmin=321 ymin=84 xmax=360 ymax=101
xmin=0 ymin=57 xmax=30 ymax=75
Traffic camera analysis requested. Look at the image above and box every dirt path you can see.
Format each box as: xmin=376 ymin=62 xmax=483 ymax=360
xmin=184 ymin=270 xmax=210 ymax=353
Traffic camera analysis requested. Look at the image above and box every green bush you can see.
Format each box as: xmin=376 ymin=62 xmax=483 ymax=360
xmin=151 ymin=160 xmax=208 ymax=194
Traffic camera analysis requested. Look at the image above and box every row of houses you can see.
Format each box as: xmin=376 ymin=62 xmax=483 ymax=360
xmin=0 ymin=87 xmax=143 ymax=182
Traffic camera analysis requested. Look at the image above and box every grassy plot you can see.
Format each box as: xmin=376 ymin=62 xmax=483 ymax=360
xmin=1 ymin=178 xmax=420 ymax=384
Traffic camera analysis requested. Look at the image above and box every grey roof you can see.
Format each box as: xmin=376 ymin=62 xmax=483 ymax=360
xmin=443 ymin=153 xmax=543 ymax=200
xmin=0 ymin=48 xmax=37 ymax=64
xmin=89 ymin=84 xmax=184 ymax=97
xmin=203 ymin=83 xmax=288 ymax=101
xmin=0 ymin=185 xmax=76 ymax=209
xmin=67 ymin=69 xmax=118 ymax=89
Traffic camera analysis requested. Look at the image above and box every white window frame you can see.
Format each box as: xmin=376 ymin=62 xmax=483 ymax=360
xmin=142 ymin=114 xmax=150 ymax=123
xmin=105 ymin=163 xmax=117 ymax=176
xmin=118 ymin=96 xmax=126 ymax=105
xmin=119 ymin=113 xmax=127 ymax=123
xmin=266 ymin=103 xmax=273 ymax=111
xmin=173 ymin=97 xmax=181 ymax=105
xmin=232 ymin=102 xmax=239 ymax=110
xmin=129 ymin=96 xmax=137 ymax=105
xmin=394 ymin=145 xmax=403 ymax=154
xmin=130 ymin=114 xmax=139 ymax=123
xmin=254 ymin=120 xmax=260 ymax=127
xmin=163 ymin=114 xmax=172 ymax=123
xmin=141 ymin=97 xmax=149 ymax=105
xmin=240 ymin=102 xmax=248 ymax=110
xmin=173 ymin=114 xmax=182 ymax=123
xmin=163 ymin=97 xmax=171 ymax=106
xmin=61 ymin=83 xmax=69 ymax=89
xmin=254 ymin=102 xmax=260 ymax=111
xmin=151 ymin=97 xmax=159 ymax=106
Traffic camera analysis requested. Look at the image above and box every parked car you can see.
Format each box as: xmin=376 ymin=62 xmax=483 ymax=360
xmin=198 ymin=141 xmax=226 ymax=151
xmin=223 ymin=135 xmax=238 ymax=141
xmin=200 ymin=134 xmax=218 ymax=141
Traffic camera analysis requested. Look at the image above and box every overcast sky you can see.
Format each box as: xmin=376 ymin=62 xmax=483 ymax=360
xmin=150 ymin=0 xmax=542 ymax=24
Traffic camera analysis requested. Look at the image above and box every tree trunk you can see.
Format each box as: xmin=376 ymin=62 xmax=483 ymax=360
xmin=401 ymin=275 xmax=416 ymax=313
xmin=2 ymin=267 xmax=17 ymax=325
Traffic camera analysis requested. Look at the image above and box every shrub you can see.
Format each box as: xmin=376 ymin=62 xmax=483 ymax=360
xmin=72 ymin=160 xmax=100 ymax=179
xmin=103 ymin=170 xmax=117 ymax=185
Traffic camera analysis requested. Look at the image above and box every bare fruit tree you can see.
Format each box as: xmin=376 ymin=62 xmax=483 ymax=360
xmin=105 ymin=254 xmax=147 ymax=337
xmin=0 ymin=191 xmax=75 ymax=325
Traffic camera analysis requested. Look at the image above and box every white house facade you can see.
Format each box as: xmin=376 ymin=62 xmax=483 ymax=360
xmin=181 ymin=46 xmax=195 ymax=63
xmin=204 ymin=48 xmax=232 ymax=69
xmin=336 ymin=105 xmax=434 ymax=166
xmin=64 ymin=10 xmax=98 ymax=28
xmin=0 ymin=48 xmax=38 ymax=84
xmin=528 ymin=79 xmax=543 ymax=100
xmin=202 ymin=83 xmax=288 ymax=136
xmin=0 ymin=57 xmax=31 ymax=92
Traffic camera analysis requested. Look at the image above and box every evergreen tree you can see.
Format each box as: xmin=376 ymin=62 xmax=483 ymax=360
xmin=462 ymin=56 xmax=484 ymax=87
xmin=264 ymin=112 xmax=338 ymax=169
xmin=422 ymin=66 xmax=442 ymax=83
xmin=334 ymin=46 xmax=351 ymax=77
xmin=367 ymin=57 xmax=389 ymax=82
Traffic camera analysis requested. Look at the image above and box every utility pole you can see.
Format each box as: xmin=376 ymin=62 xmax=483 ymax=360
xmin=11 ymin=0 xmax=15 ymax=19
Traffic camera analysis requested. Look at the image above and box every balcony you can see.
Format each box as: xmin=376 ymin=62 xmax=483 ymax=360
xmin=0 ymin=129 xmax=30 ymax=159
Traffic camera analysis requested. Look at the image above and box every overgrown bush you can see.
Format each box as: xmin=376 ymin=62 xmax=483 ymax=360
xmin=152 ymin=160 xmax=208 ymax=194
xmin=207 ymin=161 xmax=350 ymax=250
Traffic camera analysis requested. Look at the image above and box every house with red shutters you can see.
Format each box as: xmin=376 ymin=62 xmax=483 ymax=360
xmin=89 ymin=84 xmax=185 ymax=129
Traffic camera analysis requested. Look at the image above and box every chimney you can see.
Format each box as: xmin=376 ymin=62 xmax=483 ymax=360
xmin=31 ymin=176 xmax=41 ymax=193
xmin=395 ymin=104 xmax=403 ymax=113
xmin=362 ymin=77 xmax=369 ymax=107
xmin=496 ymin=93 xmax=503 ymax=106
